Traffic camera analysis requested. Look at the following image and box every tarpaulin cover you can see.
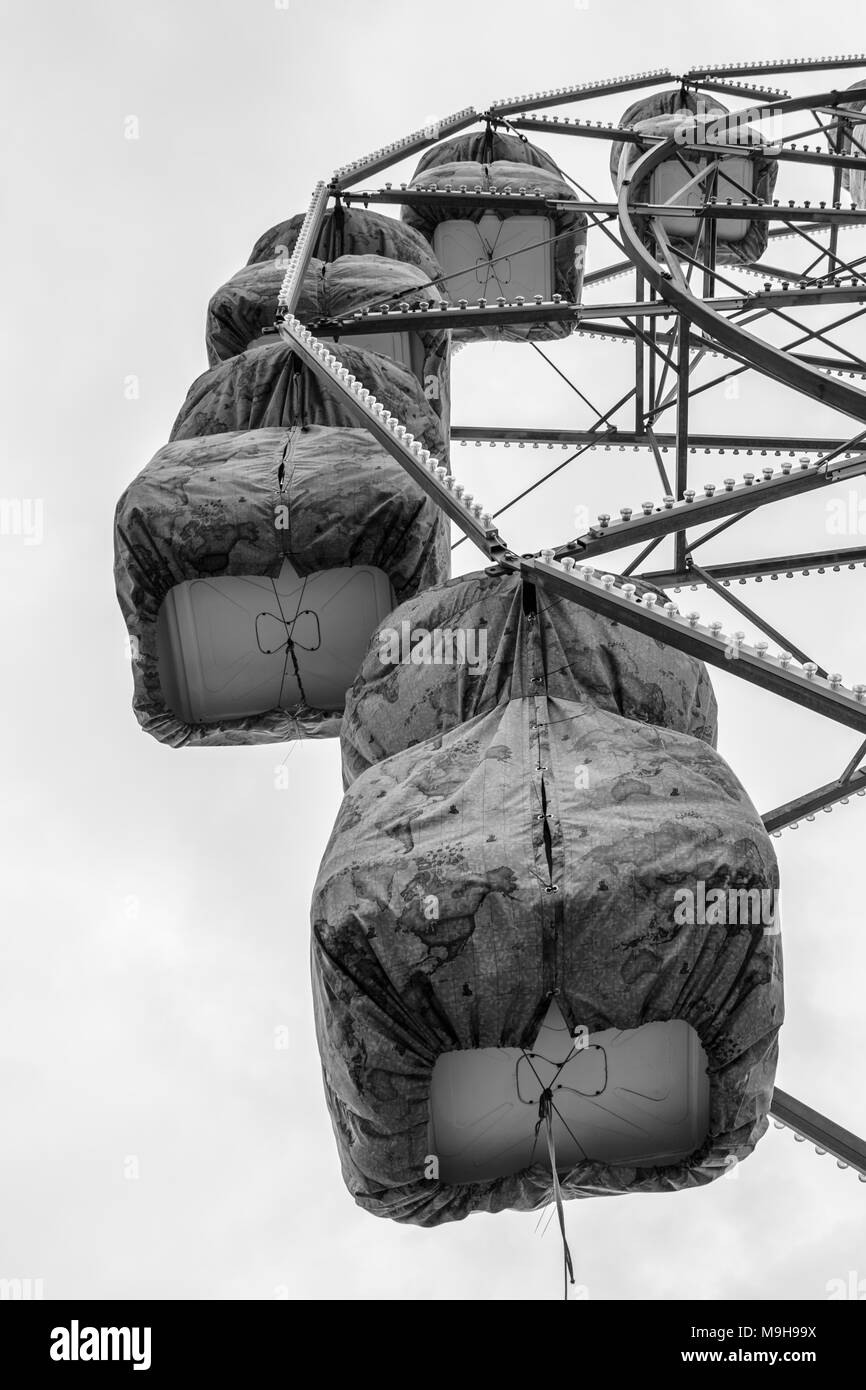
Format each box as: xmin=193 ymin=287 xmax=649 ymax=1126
xmin=170 ymin=340 xmax=448 ymax=463
xmin=114 ymin=426 xmax=450 ymax=747
xmin=841 ymin=81 xmax=866 ymax=198
xmin=311 ymin=570 xmax=782 ymax=1224
xmin=247 ymin=205 xmax=442 ymax=282
xmin=205 ymin=253 xmax=450 ymax=387
xmin=402 ymin=135 xmax=586 ymax=343
xmin=841 ymin=78 xmax=866 ymax=188
xmin=205 ymin=254 xmax=451 ymax=443
xmin=611 ymin=90 xmax=778 ymax=265
xmin=411 ymin=129 xmax=563 ymax=178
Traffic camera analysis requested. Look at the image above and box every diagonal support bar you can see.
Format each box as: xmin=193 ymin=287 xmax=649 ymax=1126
xmin=769 ymin=1089 xmax=866 ymax=1178
xmin=763 ymin=768 xmax=866 ymax=832
xmin=525 ymin=557 xmax=866 ymax=732
xmin=555 ymin=454 xmax=866 ymax=561
xmin=276 ymin=315 xmax=512 ymax=562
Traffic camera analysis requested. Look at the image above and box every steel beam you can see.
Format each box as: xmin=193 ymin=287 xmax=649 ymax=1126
xmin=330 ymin=108 xmax=477 ymax=189
xmin=488 ymin=69 xmax=674 ymax=116
xmin=686 ymin=55 xmax=866 ymax=78
xmin=276 ymin=315 xmax=511 ymax=562
xmin=450 ymin=427 xmax=849 ymax=452
xmin=763 ymin=769 xmax=866 ymax=833
xmin=769 ymin=1090 xmax=866 ymax=1179
xmin=619 ymin=141 xmax=866 ymax=422
xmin=524 ymin=557 xmax=866 ymax=731
xmin=554 ymin=454 xmax=866 ymax=562
xmin=277 ymin=182 xmax=330 ymax=316
xmin=641 ymin=546 xmax=866 ymax=588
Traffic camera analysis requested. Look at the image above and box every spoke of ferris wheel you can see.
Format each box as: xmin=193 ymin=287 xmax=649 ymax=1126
xmin=275 ymin=315 xmax=506 ymax=561
xmin=768 ymin=1091 xmax=866 ymax=1180
xmin=555 ymin=451 xmax=866 ymax=562
xmin=277 ymin=182 xmax=330 ymax=315
xmin=687 ymin=559 xmax=825 ymax=674
xmin=526 ymin=557 xmax=866 ymax=732
xmin=638 ymin=543 xmax=866 ymax=589
xmin=763 ymin=766 xmax=866 ymax=832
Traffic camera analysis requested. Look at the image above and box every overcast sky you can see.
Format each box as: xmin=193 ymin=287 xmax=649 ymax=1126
xmin=2 ymin=0 xmax=865 ymax=1300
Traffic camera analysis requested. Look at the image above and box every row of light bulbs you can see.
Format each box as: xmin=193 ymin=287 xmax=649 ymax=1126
xmin=532 ymin=554 xmax=865 ymax=701
xmin=771 ymin=1117 xmax=866 ymax=1179
xmin=490 ymin=70 xmax=672 ymax=111
xmin=279 ymin=315 xmax=496 ymax=534
xmin=330 ymin=108 xmax=476 ymax=185
xmin=276 ymin=182 xmax=328 ymax=314
xmin=688 ymin=54 xmax=866 ymax=73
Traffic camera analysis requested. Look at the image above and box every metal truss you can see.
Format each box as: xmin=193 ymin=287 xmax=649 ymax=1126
xmin=277 ymin=57 xmax=866 ymax=1176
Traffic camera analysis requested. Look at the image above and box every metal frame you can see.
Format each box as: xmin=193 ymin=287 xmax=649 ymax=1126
xmin=281 ymin=56 xmax=866 ymax=1175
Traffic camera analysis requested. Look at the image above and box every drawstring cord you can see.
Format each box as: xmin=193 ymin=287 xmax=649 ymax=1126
xmin=520 ymin=1035 xmax=608 ymax=1301
xmin=255 ymin=574 xmax=321 ymax=708
xmin=535 ymin=1087 xmax=575 ymax=1300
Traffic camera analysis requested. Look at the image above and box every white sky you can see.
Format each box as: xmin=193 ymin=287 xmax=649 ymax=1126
xmin=2 ymin=0 xmax=865 ymax=1300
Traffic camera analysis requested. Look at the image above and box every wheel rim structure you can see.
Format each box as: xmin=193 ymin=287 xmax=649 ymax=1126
xmin=274 ymin=56 xmax=866 ymax=1182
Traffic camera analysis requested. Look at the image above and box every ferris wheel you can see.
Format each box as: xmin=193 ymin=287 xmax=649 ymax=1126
xmin=115 ymin=52 xmax=866 ymax=1282
xmin=271 ymin=56 xmax=866 ymax=1185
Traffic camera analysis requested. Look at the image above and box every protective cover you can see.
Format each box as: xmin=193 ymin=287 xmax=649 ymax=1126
xmin=206 ymin=253 xmax=447 ymax=369
xmin=340 ymin=569 xmax=717 ymax=785
xmin=170 ymin=339 xmax=448 ymax=463
xmin=402 ymin=138 xmax=587 ymax=343
xmin=846 ymin=131 xmax=866 ymax=204
xmin=114 ymin=426 xmax=450 ymax=747
xmin=841 ymin=78 xmax=866 ymax=190
xmin=205 ymin=254 xmax=451 ymax=437
xmin=247 ymin=205 xmax=442 ymax=281
xmin=611 ymin=90 xmax=778 ymax=265
xmin=311 ymin=570 xmax=782 ymax=1224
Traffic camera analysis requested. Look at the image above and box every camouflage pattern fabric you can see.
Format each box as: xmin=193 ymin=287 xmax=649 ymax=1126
xmin=206 ymin=253 xmax=449 ymax=371
xmin=841 ymin=80 xmax=866 ymax=193
xmin=411 ymin=128 xmax=563 ymax=178
xmin=170 ymin=340 xmax=448 ymax=464
xmin=247 ymin=205 xmax=442 ymax=281
xmin=114 ymin=427 xmax=451 ymax=748
xmin=311 ymin=571 xmax=782 ymax=1224
xmin=205 ymin=253 xmax=451 ymax=438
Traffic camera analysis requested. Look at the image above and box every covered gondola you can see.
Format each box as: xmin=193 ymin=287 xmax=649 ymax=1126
xmin=402 ymin=129 xmax=586 ymax=342
xmin=312 ymin=570 xmax=782 ymax=1223
xmin=610 ymin=88 xmax=778 ymax=264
